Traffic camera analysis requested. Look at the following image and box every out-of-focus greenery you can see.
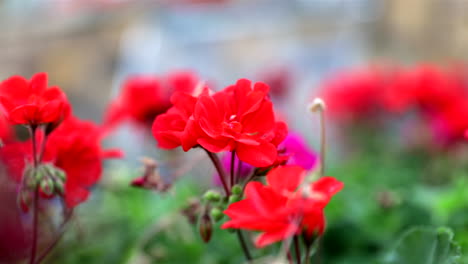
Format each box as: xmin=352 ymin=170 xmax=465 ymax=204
xmin=46 ymin=127 xmax=468 ymax=263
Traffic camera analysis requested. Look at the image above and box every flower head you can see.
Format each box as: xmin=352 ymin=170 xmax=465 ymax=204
xmin=153 ymin=79 xmax=287 ymax=167
xmin=0 ymin=73 xmax=70 ymax=125
xmin=190 ymin=79 xmax=287 ymax=167
xmin=222 ymin=165 xmax=343 ymax=248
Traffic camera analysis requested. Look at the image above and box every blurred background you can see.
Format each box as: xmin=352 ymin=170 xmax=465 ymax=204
xmin=1 ymin=0 xmax=468 ymax=263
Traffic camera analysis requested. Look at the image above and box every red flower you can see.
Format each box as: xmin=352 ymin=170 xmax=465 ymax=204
xmin=105 ymin=71 xmax=200 ymax=128
xmin=152 ymin=91 xmax=200 ymax=149
xmin=222 ymin=165 xmax=343 ymax=247
xmin=47 ymin=117 xmax=123 ymax=207
xmin=385 ymin=65 xmax=466 ymax=114
xmin=0 ymin=73 xmax=70 ymax=125
xmin=0 ymin=116 xmax=122 ymax=208
xmin=320 ymin=68 xmax=387 ymax=122
xmin=189 ymin=79 xmax=286 ymax=167
xmin=153 ymin=79 xmax=286 ymax=167
xmin=0 ymin=115 xmax=13 ymax=144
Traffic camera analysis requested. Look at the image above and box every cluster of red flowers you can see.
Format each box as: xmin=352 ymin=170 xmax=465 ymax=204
xmin=0 ymin=70 xmax=342 ymax=262
xmin=320 ymin=64 xmax=468 ymax=146
xmin=0 ymin=73 xmax=122 ymax=208
xmin=151 ymin=77 xmax=342 ymax=252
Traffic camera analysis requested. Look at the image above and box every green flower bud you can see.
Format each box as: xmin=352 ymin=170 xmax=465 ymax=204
xmin=231 ymin=185 xmax=242 ymax=195
xmin=34 ymin=167 xmax=46 ymax=182
xmin=40 ymin=177 xmax=54 ymax=196
xmin=210 ymin=208 xmax=224 ymax=222
xmin=228 ymin=194 xmax=241 ymax=204
xmin=54 ymin=179 xmax=65 ymax=195
xmin=203 ymin=190 xmax=221 ymax=203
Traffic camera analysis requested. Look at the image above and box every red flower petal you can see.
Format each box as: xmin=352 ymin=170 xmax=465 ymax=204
xmin=236 ymin=141 xmax=277 ymax=167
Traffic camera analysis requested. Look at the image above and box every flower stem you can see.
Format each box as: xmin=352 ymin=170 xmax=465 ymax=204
xmin=294 ymin=235 xmax=302 ymax=264
xmin=236 ymin=230 xmax=252 ymax=261
xmin=304 ymin=244 xmax=311 ymax=264
xmin=28 ymin=125 xmax=39 ymax=264
xmin=319 ymin=110 xmax=326 ymax=178
xmin=204 ymin=149 xmax=230 ymax=196
xmin=241 ymin=170 xmax=257 ymax=194
xmin=34 ymin=209 xmax=73 ymax=264
xmin=236 ymin=158 xmax=243 ymax=184
xmin=230 ymin=151 xmax=235 ymax=187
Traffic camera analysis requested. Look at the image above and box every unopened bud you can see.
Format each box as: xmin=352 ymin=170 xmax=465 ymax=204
xmin=210 ymin=208 xmax=224 ymax=222
xmin=18 ymin=189 xmax=32 ymax=212
xmin=308 ymin=98 xmax=326 ymax=113
xmin=34 ymin=167 xmax=45 ymax=182
xmin=54 ymin=179 xmax=65 ymax=195
xmin=228 ymin=194 xmax=241 ymax=204
xmin=40 ymin=177 xmax=54 ymax=197
xmin=54 ymin=168 xmax=66 ymax=182
xmin=203 ymin=190 xmax=221 ymax=203
xmin=231 ymin=185 xmax=242 ymax=195
xmin=199 ymin=213 xmax=213 ymax=243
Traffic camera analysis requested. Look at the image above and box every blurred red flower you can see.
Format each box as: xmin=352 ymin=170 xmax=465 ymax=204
xmin=105 ymin=71 xmax=200 ymax=129
xmin=321 ymin=68 xmax=387 ymax=122
xmin=222 ymin=165 xmax=343 ymax=247
xmin=385 ymin=65 xmax=466 ymax=114
xmin=47 ymin=116 xmax=123 ymax=207
xmin=0 ymin=73 xmax=70 ymax=125
xmin=0 ymin=116 xmax=122 ymax=208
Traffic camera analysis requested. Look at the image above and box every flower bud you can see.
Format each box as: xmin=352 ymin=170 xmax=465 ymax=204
xmin=210 ymin=208 xmax=224 ymax=222
xmin=308 ymin=98 xmax=326 ymax=113
xmin=228 ymin=194 xmax=241 ymax=204
xmin=203 ymin=190 xmax=221 ymax=203
xmin=54 ymin=179 xmax=65 ymax=195
xmin=40 ymin=177 xmax=54 ymax=197
xmin=199 ymin=213 xmax=213 ymax=243
xmin=34 ymin=167 xmax=45 ymax=182
xmin=17 ymin=189 xmax=32 ymax=212
xmin=54 ymin=168 xmax=66 ymax=182
xmin=231 ymin=185 xmax=242 ymax=195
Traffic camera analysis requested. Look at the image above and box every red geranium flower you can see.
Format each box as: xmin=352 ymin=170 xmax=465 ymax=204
xmin=152 ymin=90 xmax=201 ymax=149
xmin=0 ymin=73 xmax=70 ymax=125
xmin=105 ymin=71 xmax=200 ymax=128
xmin=320 ymin=68 xmax=387 ymax=122
xmin=385 ymin=65 xmax=466 ymax=114
xmin=0 ymin=116 xmax=122 ymax=208
xmin=222 ymin=165 xmax=343 ymax=247
xmin=47 ymin=116 xmax=123 ymax=207
xmin=153 ymin=79 xmax=286 ymax=167
xmin=189 ymin=79 xmax=286 ymax=167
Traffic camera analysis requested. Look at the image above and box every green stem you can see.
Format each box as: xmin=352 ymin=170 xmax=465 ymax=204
xmin=236 ymin=230 xmax=252 ymax=261
xmin=204 ymin=149 xmax=230 ymax=196
xmin=34 ymin=209 xmax=73 ymax=264
xmin=294 ymin=235 xmax=302 ymax=264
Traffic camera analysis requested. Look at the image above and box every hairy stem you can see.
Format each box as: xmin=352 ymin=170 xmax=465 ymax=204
xmin=35 ymin=209 xmax=73 ymax=264
xmin=230 ymin=151 xmax=235 ymax=187
xmin=28 ymin=125 xmax=39 ymax=264
xmin=236 ymin=230 xmax=252 ymax=261
xmin=294 ymin=235 xmax=302 ymax=264
xmin=204 ymin=149 xmax=230 ymax=196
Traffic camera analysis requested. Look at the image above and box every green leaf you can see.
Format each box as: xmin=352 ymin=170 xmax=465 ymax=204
xmin=384 ymin=226 xmax=461 ymax=264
